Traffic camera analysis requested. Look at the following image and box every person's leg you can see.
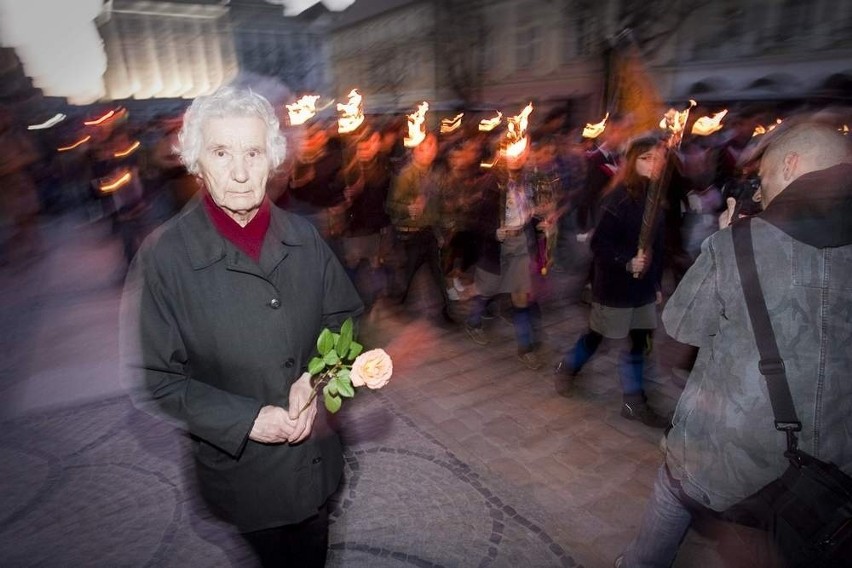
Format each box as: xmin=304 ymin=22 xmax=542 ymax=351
xmin=619 ymin=465 xmax=693 ymax=567
xmin=511 ymin=291 xmax=541 ymax=369
xmin=243 ymin=505 xmax=329 ymax=568
xmin=399 ymin=233 xmax=426 ymax=304
xmin=558 ymin=330 xmax=603 ymax=375
xmin=620 ymin=329 xmax=668 ymax=428
xmin=425 ymin=231 xmax=452 ymax=319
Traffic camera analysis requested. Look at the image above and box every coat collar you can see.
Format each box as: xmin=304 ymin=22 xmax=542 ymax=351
xmin=179 ymin=193 xmax=305 ymax=272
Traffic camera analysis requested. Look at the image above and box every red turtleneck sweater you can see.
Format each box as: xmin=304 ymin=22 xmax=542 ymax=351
xmin=202 ymin=192 xmax=271 ymax=262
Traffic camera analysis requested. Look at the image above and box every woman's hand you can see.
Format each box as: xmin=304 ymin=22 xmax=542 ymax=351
xmin=287 ymin=372 xmax=317 ymax=444
xmin=628 ymin=250 xmax=650 ymax=277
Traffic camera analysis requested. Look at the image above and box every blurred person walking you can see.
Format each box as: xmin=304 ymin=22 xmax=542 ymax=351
xmin=554 ymin=136 xmax=668 ymax=427
xmin=386 ymin=132 xmax=453 ymax=323
xmin=464 ymin=140 xmax=543 ymax=370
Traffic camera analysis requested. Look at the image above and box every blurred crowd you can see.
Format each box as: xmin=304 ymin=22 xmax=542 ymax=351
xmin=1 ymin=98 xmax=847 ymax=319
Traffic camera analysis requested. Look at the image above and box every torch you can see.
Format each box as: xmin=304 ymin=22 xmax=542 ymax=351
xmin=633 ymin=100 xmax=696 ymax=278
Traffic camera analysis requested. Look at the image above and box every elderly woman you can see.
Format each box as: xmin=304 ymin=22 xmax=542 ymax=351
xmin=121 ymin=87 xmax=363 ymax=566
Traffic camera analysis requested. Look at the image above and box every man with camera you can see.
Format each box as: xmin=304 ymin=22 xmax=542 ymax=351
xmin=617 ymin=117 xmax=852 ymax=566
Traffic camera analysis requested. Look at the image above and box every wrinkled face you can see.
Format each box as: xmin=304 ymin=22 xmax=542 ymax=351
xmin=197 ymin=116 xmax=270 ymax=224
xmin=635 ymin=146 xmax=665 ymax=180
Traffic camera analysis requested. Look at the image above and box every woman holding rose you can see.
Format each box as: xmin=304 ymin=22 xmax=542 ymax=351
xmin=121 ymin=87 xmax=363 ymax=567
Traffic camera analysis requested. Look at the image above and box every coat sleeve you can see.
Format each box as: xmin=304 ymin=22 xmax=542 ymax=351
xmin=590 ymin=200 xmax=633 ymax=270
xmin=662 ymin=234 xmax=722 ymax=346
xmin=120 ymin=254 xmax=262 ymax=458
xmin=319 ymin=235 xmax=365 ymax=331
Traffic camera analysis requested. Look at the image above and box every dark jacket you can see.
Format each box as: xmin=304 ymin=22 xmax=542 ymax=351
xmin=121 ymin=195 xmax=363 ymax=532
xmin=590 ymin=184 xmax=664 ymax=307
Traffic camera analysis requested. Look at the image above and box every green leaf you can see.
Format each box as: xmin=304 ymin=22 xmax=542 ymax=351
xmin=336 ymin=319 xmax=354 ymax=359
xmin=337 ymin=368 xmax=351 ymax=383
xmin=336 ymin=375 xmax=355 ymax=398
xmin=324 ymin=380 xmax=338 ymax=397
xmin=317 ymin=328 xmax=334 ymax=355
xmin=323 ymin=350 xmax=340 ymax=366
xmin=347 ymin=341 xmax=363 ymax=360
xmin=308 ymin=356 xmax=326 ymax=376
xmin=323 ymin=390 xmax=342 ymax=413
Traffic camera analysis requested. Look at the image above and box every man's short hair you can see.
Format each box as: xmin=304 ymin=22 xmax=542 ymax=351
xmin=177 ymin=86 xmax=287 ymax=175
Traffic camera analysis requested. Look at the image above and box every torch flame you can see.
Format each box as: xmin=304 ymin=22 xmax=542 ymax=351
xmin=503 ymin=103 xmax=533 ymax=159
xmin=403 ymin=101 xmax=430 ymax=148
xmin=753 ymin=118 xmax=783 ymax=138
xmin=99 ymin=170 xmax=132 ymax=194
xmin=287 ymin=95 xmax=320 ymax=126
xmin=114 ymin=140 xmax=141 ymax=158
xmin=841 ymin=125 xmax=849 ymax=135
xmin=582 ymin=112 xmax=609 ymax=139
xmin=440 ymin=113 xmax=464 ymax=134
xmin=479 ymin=111 xmax=503 ymax=132
xmin=84 ymin=108 xmax=126 ymax=127
xmin=691 ymin=109 xmax=728 ymax=136
xmin=659 ymin=100 xmax=696 ymax=147
xmin=57 ymin=135 xmax=91 ymax=152
xmin=337 ymin=89 xmax=365 ymax=134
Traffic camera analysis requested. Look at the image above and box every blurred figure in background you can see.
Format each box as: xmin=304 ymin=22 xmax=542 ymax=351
xmin=340 ymin=124 xmax=393 ymax=310
xmin=0 ymin=106 xmax=42 ymax=266
xmin=554 ymin=136 xmax=669 ymax=428
xmin=386 ymin=132 xmax=454 ymax=323
xmin=464 ymin=139 xmax=543 ymax=370
xmin=281 ymin=120 xmax=347 ymax=260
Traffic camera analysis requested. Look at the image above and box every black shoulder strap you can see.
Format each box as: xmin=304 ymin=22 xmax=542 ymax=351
xmin=731 ymin=219 xmax=802 ymax=446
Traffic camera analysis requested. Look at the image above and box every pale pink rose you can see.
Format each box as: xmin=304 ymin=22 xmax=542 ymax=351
xmin=350 ymin=349 xmax=393 ymax=390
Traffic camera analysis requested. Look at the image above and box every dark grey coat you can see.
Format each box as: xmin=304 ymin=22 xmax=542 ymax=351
xmin=121 ymin=195 xmax=363 ymax=532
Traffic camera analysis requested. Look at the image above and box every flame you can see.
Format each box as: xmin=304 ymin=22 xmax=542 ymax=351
xmin=57 ymin=135 xmax=91 ymax=152
xmin=337 ymin=89 xmax=365 ymax=134
xmin=479 ymin=111 xmax=503 ymax=132
xmin=114 ymin=140 xmax=141 ymax=158
xmin=691 ymin=109 xmax=728 ymax=136
xmin=286 ymin=94 xmax=320 ymax=126
xmin=582 ymin=112 xmax=609 ymax=139
xmin=659 ymin=100 xmax=696 ymax=147
xmin=403 ymin=101 xmax=429 ymax=148
xmin=841 ymin=125 xmax=849 ymax=135
xmin=753 ymin=118 xmax=783 ymax=138
xmin=440 ymin=113 xmax=464 ymax=134
xmin=503 ymin=103 xmax=533 ymax=159
xmin=28 ymin=113 xmax=66 ymax=130
xmin=99 ymin=170 xmax=132 ymax=194
xmin=84 ymin=108 xmax=126 ymax=127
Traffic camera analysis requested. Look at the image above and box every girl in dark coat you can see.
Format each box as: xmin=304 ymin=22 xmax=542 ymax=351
xmin=555 ymin=136 xmax=668 ymax=427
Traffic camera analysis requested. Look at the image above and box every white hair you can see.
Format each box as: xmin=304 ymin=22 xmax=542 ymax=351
xmin=177 ymin=86 xmax=287 ymax=175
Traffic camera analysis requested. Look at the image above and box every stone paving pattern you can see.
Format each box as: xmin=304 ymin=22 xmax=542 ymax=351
xmin=0 ymin=215 xmax=731 ymax=567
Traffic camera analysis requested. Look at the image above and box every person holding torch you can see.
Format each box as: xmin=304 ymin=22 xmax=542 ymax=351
xmin=554 ymin=135 xmax=669 ymax=427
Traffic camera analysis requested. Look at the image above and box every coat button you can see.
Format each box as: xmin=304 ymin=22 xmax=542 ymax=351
xmin=284 ymin=358 xmax=295 ymax=368
xmin=269 ymin=298 xmax=281 ymax=309
xmin=312 ymin=457 xmax=322 ymax=465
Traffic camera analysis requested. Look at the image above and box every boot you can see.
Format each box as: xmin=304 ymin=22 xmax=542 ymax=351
xmin=621 ymin=393 xmax=669 ymax=429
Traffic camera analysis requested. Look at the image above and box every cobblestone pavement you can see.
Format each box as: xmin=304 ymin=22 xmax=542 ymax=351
xmin=0 ymin=214 xmax=732 ymax=567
